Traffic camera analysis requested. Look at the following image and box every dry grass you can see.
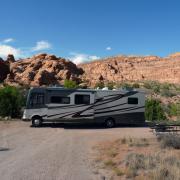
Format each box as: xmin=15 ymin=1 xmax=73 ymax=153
xmin=113 ymin=167 xmax=124 ymax=176
xmin=125 ymin=152 xmax=180 ymax=179
xmin=104 ymin=160 xmax=116 ymax=168
xmin=94 ymin=136 xmax=180 ymax=179
xmin=158 ymin=134 xmax=180 ymax=149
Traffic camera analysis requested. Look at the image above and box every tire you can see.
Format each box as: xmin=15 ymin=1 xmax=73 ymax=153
xmin=32 ymin=117 xmax=42 ymax=127
xmin=105 ymin=118 xmax=115 ymax=128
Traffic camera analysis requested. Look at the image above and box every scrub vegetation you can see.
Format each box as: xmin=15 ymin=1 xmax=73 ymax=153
xmin=0 ymin=86 xmax=25 ymax=118
xmin=64 ymin=79 xmax=78 ymax=89
xmin=94 ymin=135 xmax=180 ymax=179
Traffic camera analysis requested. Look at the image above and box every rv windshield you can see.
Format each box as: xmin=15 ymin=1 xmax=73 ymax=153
xmin=29 ymin=93 xmax=45 ymax=107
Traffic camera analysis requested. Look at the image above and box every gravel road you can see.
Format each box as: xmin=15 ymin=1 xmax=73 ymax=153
xmin=0 ymin=121 xmax=153 ymax=180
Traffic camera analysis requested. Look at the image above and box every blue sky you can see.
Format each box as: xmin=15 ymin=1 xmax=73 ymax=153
xmin=0 ymin=0 xmax=180 ymax=63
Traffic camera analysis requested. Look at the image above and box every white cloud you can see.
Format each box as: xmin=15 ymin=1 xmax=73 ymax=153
xmin=106 ymin=46 xmax=112 ymax=51
xmin=69 ymin=53 xmax=100 ymax=64
xmin=0 ymin=39 xmax=53 ymax=59
xmin=3 ymin=38 xmax=15 ymax=43
xmin=0 ymin=45 xmax=22 ymax=58
xmin=32 ymin=41 xmax=51 ymax=51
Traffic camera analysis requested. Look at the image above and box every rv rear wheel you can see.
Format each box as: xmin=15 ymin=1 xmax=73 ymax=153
xmin=105 ymin=118 xmax=115 ymax=128
xmin=32 ymin=118 xmax=42 ymax=127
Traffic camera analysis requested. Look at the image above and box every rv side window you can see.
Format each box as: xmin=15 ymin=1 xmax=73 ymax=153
xmin=75 ymin=94 xmax=90 ymax=105
xmin=30 ymin=93 xmax=44 ymax=106
xmin=128 ymin=97 xmax=138 ymax=104
xmin=50 ymin=96 xmax=70 ymax=104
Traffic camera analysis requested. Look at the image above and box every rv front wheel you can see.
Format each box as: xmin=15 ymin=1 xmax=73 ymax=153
xmin=32 ymin=118 xmax=42 ymax=127
xmin=105 ymin=118 xmax=115 ymax=128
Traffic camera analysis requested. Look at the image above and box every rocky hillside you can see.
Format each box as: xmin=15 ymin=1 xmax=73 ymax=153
xmin=79 ymin=54 xmax=180 ymax=86
xmin=0 ymin=53 xmax=180 ymax=87
xmin=3 ymin=54 xmax=83 ymax=86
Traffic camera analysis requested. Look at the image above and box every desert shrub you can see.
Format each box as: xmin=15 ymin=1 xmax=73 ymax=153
xmin=143 ymin=81 xmax=152 ymax=89
xmin=160 ymin=83 xmax=176 ymax=97
xmin=125 ymin=153 xmax=146 ymax=171
xmin=121 ymin=137 xmax=127 ymax=144
xmin=94 ymin=81 xmax=104 ymax=89
xmin=161 ymin=83 xmax=170 ymax=90
xmin=0 ymin=86 xmax=24 ymax=118
xmin=145 ymin=99 xmax=166 ymax=121
xmin=125 ymin=152 xmax=180 ymax=179
xmin=116 ymin=82 xmax=133 ymax=90
xmin=113 ymin=168 xmax=124 ymax=176
xmin=107 ymin=149 xmax=118 ymax=157
xmin=104 ymin=160 xmax=116 ymax=168
xmin=132 ymin=83 xmax=140 ymax=88
xmin=168 ymin=103 xmax=180 ymax=117
xmin=106 ymin=82 xmax=115 ymax=90
xmin=143 ymin=81 xmax=160 ymax=93
xmin=158 ymin=134 xmax=180 ymax=149
xmin=64 ymin=79 xmax=78 ymax=89
xmin=128 ymin=138 xmax=149 ymax=147
xmin=160 ymin=88 xmax=175 ymax=97
xmin=151 ymin=165 xmax=176 ymax=180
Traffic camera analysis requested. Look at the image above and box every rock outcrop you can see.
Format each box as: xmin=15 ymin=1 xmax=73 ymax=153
xmin=5 ymin=54 xmax=84 ymax=86
xmin=78 ymin=55 xmax=180 ymax=86
xmin=0 ymin=58 xmax=10 ymax=82
xmin=6 ymin=54 xmax=15 ymax=64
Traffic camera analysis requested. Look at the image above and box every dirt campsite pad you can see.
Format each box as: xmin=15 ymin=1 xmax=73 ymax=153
xmin=0 ymin=121 xmax=154 ymax=180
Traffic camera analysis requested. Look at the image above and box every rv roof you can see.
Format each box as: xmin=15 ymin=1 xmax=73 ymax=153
xmin=30 ymin=87 xmax=142 ymax=93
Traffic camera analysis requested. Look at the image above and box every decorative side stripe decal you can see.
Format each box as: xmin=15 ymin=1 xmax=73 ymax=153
xmin=95 ymin=106 xmax=145 ymax=115
xmin=95 ymin=102 xmax=127 ymax=111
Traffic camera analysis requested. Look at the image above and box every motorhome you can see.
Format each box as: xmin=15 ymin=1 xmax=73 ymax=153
xmin=23 ymin=87 xmax=145 ymax=127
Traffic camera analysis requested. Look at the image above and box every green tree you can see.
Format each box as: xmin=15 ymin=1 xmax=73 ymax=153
xmin=145 ymin=99 xmax=166 ymax=121
xmin=64 ymin=79 xmax=78 ymax=89
xmin=0 ymin=86 xmax=24 ymax=118
xmin=94 ymin=81 xmax=105 ymax=89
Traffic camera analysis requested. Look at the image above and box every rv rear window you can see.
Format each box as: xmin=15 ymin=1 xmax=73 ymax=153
xmin=128 ymin=97 xmax=138 ymax=104
xmin=75 ymin=94 xmax=90 ymax=105
xmin=51 ymin=96 xmax=70 ymax=104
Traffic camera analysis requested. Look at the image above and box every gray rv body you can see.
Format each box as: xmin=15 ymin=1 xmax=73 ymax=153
xmin=23 ymin=87 xmax=145 ymax=124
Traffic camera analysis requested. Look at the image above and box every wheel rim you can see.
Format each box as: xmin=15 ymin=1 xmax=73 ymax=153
xmin=34 ymin=119 xmax=40 ymax=126
xmin=107 ymin=120 xmax=114 ymax=127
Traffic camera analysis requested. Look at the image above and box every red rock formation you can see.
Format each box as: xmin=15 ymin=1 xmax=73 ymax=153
xmin=5 ymin=54 xmax=83 ymax=86
xmin=78 ymin=55 xmax=180 ymax=86
xmin=6 ymin=54 xmax=15 ymax=64
xmin=3 ymin=53 xmax=180 ymax=87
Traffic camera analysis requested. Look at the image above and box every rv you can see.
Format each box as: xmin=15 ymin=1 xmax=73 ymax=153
xmin=23 ymin=87 xmax=145 ymax=127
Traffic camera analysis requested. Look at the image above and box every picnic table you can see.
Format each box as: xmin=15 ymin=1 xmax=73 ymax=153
xmin=150 ymin=124 xmax=180 ymax=135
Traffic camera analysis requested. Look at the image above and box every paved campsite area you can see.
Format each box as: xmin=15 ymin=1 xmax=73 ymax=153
xmin=0 ymin=121 xmax=153 ymax=180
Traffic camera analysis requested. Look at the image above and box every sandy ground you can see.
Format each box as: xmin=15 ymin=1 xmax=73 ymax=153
xmin=0 ymin=121 xmax=154 ymax=180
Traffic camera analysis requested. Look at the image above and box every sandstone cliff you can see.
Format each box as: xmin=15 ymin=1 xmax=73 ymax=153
xmin=78 ymin=55 xmax=180 ymax=86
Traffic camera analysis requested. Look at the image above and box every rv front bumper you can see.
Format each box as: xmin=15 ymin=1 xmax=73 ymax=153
xmin=22 ymin=118 xmax=30 ymax=121
xmin=22 ymin=109 xmax=31 ymax=121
